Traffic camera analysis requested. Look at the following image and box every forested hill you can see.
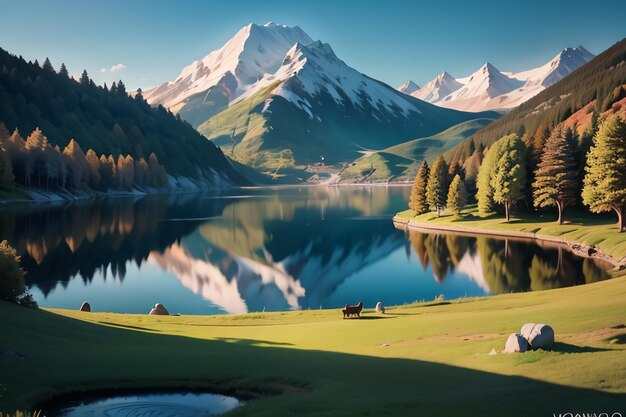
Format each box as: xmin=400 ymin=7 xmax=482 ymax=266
xmin=446 ymin=38 xmax=626 ymax=162
xmin=0 ymin=47 xmax=249 ymax=184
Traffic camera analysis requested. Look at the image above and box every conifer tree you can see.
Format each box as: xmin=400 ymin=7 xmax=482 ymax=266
xmin=533 ymin=126 xmax=578 ymax=224
xmin=409 ymin=160 xmax=429 ymax=214
xmin=79 ymin=70 xmax=90 ymax=86
xmin=58 ymin=63 xmax=69 ymax=77
xmin=426 ymin=156 xmax=449 ymax=217
xmin=491 ymin=134 xmax=527 ymax=222
xmin=582 ymin=115 xmax=626 ymax=232
xmin=85 ymin=149 xmax=101 ymax=188
xmin=42 ymin=58 xmax=53 ymax=72
xmin=447 ymin=174 xmax=467 ymax=217
xmin=476 ymin=142 xmax=503 ymax=216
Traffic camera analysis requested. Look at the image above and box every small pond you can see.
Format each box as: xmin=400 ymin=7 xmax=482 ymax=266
xmin=43 ymin=391 xmax=242 ymax=417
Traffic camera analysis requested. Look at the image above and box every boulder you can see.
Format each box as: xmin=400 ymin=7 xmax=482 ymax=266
xmin=504 ymin=333 xmax=528 ymax=353
xmin=149 ymin=303 xmax=169 ymax=316
xmin=79 ymin=301 xmax=91 ymax=312
xmin=375 ymin=302 xmax=385 ymax=314
xmin=520 ymin=323 xmax=554 ymax=350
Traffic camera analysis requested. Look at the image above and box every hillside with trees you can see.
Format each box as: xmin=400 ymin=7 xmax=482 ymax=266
xmin=0 ymin=48 xmax=249 ymax=192
xmin=446 ymin=38 xmax=626 ymax=165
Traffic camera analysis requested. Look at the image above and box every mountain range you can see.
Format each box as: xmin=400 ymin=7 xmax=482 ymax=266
xmin=140 ymin=22 xmax=497 ymax=174
xmin=402 ymin=46 xmax=595 ymax=112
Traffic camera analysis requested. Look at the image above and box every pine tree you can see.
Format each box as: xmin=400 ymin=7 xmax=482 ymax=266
xmin=117 ymin=80 xmax=127 ymax=95
xmin=409 ymin=161 xmax=429 ymax=214
xmin=447 ymin=174 xmax=467 ymax=217
xmin=426 ymin=156 xmax=449 ymax=217
xmin=582 ymin=115 xmax=626 ymax=232
xmin=58 ymin=63 xmax=69 ymax=77
xmin=533 ymin=126 xmax=578 ymax=224
xmin=491 ymin=134 xmax=527 ymax=222
xmin=42 ymin=58 xmax=53 ymax=72
xmin=476 ymin=142 xmax=504 ymax=216
xmin=79 ymin=70 xmax=90 ymax=86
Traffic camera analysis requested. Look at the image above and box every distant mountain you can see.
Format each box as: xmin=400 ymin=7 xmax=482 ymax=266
xmin=412 ymin=71 xmax=463 ymax=103
xmin=446 ymin=39 xmax=626 ymax=163
xmin=142 ymin=23 xmax=498 ymax=174
xmin=397 ymin=80 xmax=419 ymax=94
xmin=411 ymin=46 xmax=595 ymax=112
xmin=0 ymin=47 xmax=249 ymax=186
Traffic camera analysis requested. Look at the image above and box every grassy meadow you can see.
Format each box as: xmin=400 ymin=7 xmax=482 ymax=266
xmin=1 ymin=275 xmax=625 ymax=416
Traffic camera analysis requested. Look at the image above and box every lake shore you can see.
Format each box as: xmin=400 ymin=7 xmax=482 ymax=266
xmin=1 ymin=276 xmax=625 ymax=416
xmin=394 ymin=208 xmax=626 ymax=269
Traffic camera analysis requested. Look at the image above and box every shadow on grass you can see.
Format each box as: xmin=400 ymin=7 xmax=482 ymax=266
xmin=97 ymin=322 xmax=160 ymax=332
xmin=552 ymin=342 xmax=612 ymax=353
xmin=2 ymin=302 xmax=625 ymax=417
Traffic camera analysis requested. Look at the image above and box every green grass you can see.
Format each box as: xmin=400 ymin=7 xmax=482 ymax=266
xmin=1 ymin=276 xmax=626 ymax=416
xmin=341 ymin=118 xmax=494 ymax=182
xmin=396 ymin=206 xmax=626 ymax=261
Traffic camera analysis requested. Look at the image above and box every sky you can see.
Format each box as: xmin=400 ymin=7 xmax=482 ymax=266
xmin=1 ymin=0 xmax=624 ymax=91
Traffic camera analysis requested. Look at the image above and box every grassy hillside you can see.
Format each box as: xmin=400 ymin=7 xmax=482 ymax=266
xmin=0 ymin=47 xmax=247 ymax=183
xmin=446 ymin=38 xmax=626 ymax=162
xmin=1 ymin=276 xmax=625 ymax=416
xmin=341 ymin=118 xmax=494 ymax=182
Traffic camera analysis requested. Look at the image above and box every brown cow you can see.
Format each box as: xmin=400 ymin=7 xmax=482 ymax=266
xmin=342 ymin=301 xmax=363 ymax=319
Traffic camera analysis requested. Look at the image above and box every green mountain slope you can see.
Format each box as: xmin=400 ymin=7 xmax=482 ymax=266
xmin=341 ymin=118 xmax=494 ymax=182
xmin=446 ymin=38 xmax=626 ymax=163
xmin=0 ymin=47 xmax=249 ymax=184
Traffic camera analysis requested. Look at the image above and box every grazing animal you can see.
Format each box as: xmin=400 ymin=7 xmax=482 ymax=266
xmin=375 ymin=302 xmax=385 ymax=314
xmin=342 ymin=301 xmax=363 ymax=319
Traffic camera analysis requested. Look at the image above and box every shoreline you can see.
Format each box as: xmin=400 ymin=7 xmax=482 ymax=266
xmin=393 ymin=215 xmax=625 ymax=269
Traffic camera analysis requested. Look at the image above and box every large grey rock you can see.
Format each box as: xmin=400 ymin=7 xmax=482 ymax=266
xmin=79 ymin=301 xmax=91 ymax=312
xmin=149 ymin=303 xmax=169 ymax=316
xmin=520 ymin=323 xmax=554 ymax=350
xmin=504 ymin=333 xmax=528 ymax=353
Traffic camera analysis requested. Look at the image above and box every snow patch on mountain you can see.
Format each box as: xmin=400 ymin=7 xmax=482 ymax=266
xmin=397 ymin=80 xmax=420 ymax=94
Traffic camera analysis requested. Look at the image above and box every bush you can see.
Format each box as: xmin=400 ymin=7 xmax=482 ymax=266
xmin=0 ymin=240 xmax=37 ymax=307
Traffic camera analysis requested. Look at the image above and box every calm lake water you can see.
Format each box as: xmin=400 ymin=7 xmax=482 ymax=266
xmin=0 ymin=186 xmax=614 ymax=315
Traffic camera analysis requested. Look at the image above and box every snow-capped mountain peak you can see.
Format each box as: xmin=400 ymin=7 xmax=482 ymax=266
xmin=412 ymin=71 xmax=463 ymax=102
xmin=141 ymin=22 xmax=313 ymax=115
xmin=397 ymin=80 xmax=420 ymax=95
xmin=512 ymin=45 xmax=595 ymax=88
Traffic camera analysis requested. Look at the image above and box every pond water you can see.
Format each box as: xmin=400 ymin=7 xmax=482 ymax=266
xmin=43 ymin=391 xmax=241 ymax=416
xmin=0 ymin=186 xmax=615 ymax=315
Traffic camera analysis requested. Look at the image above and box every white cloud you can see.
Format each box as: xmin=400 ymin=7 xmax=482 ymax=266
xmin=110 ymin=63 xmax=126 ymax=72
xmin=99 ymin=64 xmax=127 ymax=73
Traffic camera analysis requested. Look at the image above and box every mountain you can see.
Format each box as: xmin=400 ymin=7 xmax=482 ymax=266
xmin=436 ymin=63 xmax=524 ymax=111
xmin=140 ymin=23 xmax=498 ymax=174
xmin=142 ymin=22 xmax=313 ymax=128
xmin=446 ymin=39 xmax=626 ymax=163
xmin=0 ymin=47 xmax=249 ymax=187
xmin=169 ymin=24 xmax=499 ymax=173
xmin=412 ymin=46 xmax=595 ymax=112
xmin=397 ymin=80 xmax=420 ymax=94
xmin=340 ymin=118 xmax=494 ymax=182
xmin=412 ymin=71 xmax=463 ymax=102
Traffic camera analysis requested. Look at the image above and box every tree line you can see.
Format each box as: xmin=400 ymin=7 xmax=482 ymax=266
xmin=410 ymin=114 xmax=626 ymax=232
xmin=0 ymin=123 xmax=168 ymax=192
xmin=0 ymin=48 xmax=244 ymax=183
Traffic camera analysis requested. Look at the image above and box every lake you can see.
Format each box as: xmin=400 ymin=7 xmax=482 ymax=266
xmin=0 ymin=186 xmax=614 ymax=315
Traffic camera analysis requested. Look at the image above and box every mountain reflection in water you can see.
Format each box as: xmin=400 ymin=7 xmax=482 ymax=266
xmin=0 ymin=187 xmax=614 ymax=314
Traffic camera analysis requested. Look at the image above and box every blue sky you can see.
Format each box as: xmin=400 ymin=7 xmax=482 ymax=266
xmin=1 ymin=0 xmax=624 ymax=90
